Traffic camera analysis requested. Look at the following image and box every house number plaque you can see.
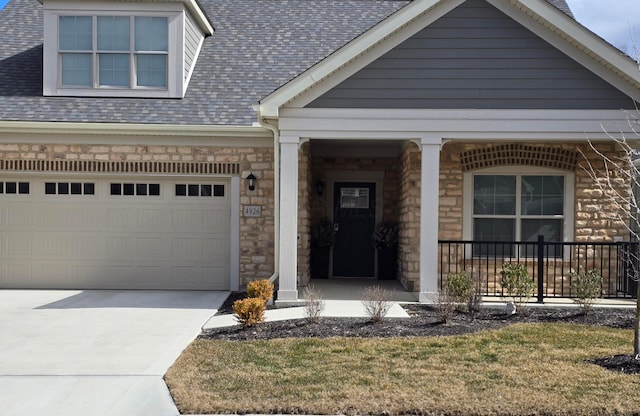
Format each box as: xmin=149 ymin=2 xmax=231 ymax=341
xmin=243 ymin=205 xmax=262 ymax=217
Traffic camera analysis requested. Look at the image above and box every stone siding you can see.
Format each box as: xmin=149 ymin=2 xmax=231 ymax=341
xmin=398 ymin=143 xmax=421 ymax=291
xmin=298 ymin=143 xmax=312 ymax=286
xmin=0 ymin=142 xmax=275 ymax=287
xmin=575 ymin=142 xmax=630 ymax=242
xmin=438 ymin=142 xmax=630 ymax=296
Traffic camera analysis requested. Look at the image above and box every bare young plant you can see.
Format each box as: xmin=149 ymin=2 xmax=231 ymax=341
xmin=303 ymin=284 xmax=325 ymax=323
xmin=361 ymin=285 xmax=392 ymax=323
xmin=433 ymin=288 xmax=455 ymax=324
xmin=467 ymin=277 xmax=483 ymax=321
xmin=580 ymin=129 xmax=640 ymax=358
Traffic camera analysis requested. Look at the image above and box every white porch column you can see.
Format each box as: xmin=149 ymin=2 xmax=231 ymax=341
xmin=277 ymin=136 xmax=300 ymax=302
xmin=419 ymin=137 xmax=442 ymax=303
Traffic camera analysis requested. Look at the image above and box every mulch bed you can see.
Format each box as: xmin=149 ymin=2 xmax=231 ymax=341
xmin=201 ymin=292 xmax=640 ymax=373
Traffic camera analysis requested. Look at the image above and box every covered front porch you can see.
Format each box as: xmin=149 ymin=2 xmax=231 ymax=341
xmin=273 ymin=109 xmax=637 ymax=303
xmin=276 ymin=117 xmax=441 ymax=302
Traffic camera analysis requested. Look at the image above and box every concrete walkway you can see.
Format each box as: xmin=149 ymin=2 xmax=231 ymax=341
xmin=0 ymin=290 xmax=227 ymax=416
xmin=203 ymin=299 xmax=410 ymax=329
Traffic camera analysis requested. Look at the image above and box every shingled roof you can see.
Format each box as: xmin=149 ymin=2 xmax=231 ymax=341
xmin=0 ymin=0 xmax=575 ymax=126
xmin=547 ymin=0 xmax=573 ymax=17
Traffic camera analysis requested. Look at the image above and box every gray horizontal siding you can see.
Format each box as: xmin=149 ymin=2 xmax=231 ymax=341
xmin=309 ymin=0 xmax=634 ymax=110
xmin=184 ymin=11 xmax=203 ymax=83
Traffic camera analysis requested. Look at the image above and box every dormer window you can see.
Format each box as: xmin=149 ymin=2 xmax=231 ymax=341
xmin=59 ymin=15 xmax=168 ymax=89
xmin=43 ymin=1 xmax=213 ymax=98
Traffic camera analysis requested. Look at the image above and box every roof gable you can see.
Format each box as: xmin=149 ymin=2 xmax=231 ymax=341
xmin=308 ymin=0 xmax=633 ymax=110
xmin=260 ymin=0 xmax=640 ymax=117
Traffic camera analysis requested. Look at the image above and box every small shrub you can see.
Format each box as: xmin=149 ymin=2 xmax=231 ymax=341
xmin=361 ymin=285 xmax=392 ymax=323
xmin=444 ymin=271 xmax=473 ymax=310
xmin=467 ymin=282 xmax=483 ymax=321
xmin=246 ymin=279 xmax=274 ymax=303
xmin=303 ymin=285 xmax=325 ymax=323
xmin=232 ymin=298 xmax=266 ymax=327
xmin=500 ymin=263 xmax=535 ymax=313
xmin=571 ymin=269 xmax=603 ymax=314
xmin=433 ymin=289 xmax=455 ymax=324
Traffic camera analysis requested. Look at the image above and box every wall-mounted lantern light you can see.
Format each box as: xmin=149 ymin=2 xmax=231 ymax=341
xmin=246 ymin=173 xmax=257 ymax=191
xmin=315 ymin=180 xmax=325 ymax=196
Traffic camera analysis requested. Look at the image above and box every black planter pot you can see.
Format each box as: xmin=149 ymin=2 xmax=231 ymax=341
xmin=377 ymin=246 xmax=398 ymax=280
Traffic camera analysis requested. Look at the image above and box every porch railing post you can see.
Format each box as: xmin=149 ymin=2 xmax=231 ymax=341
xmin=537 ymin=235 xmax=545 ymax=303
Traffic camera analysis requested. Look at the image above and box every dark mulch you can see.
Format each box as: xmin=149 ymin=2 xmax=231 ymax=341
xmin=202 ymin=292 xmax=640 ymax=373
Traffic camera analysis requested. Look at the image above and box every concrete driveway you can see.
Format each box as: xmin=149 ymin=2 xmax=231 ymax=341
xmin=0 ymin=290 xmax=228 ymax=416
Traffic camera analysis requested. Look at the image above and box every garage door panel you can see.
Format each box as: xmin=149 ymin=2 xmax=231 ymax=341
xmin=2 ymin=264 xmax=33 ymax=287
xmin=137 ymin=208 xmax=166 ymax=231
xmin=200 ymin=267 xmax=231 ymax=290
xmin=67 ymin=207 xmax=102 ymax=228
xmin=171 ymin=238 xmax=201 ymax=256
xmin=6 ymin=235 xmax=32 ymax=256
xmin=107 ymin=237 xmax=134 ymax=258
xmin=0 ymin=178 xmax=231 ymax=290
xmin=136 ymin=238 xmax=170 ymax=256
xmin=203 ymin=209 xmax=230 ymax=230
xmin=171 ymin=266 xmax=229 ymax=290
xmin=202 ymin=239 xmax=230 ymax=260
xmin=5 ymin=205 xmax=33 ymax=227
xmin=34 ymin=205 xmax=68 ymax=227
xmin=108 ymin=208 xmax=138 ymax=229
xmin=171 ymin=209 xmax=203 ymax=230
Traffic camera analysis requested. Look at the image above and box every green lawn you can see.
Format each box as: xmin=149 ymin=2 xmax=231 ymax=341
xmin=165 ymin=323 xmax=640 ymax=415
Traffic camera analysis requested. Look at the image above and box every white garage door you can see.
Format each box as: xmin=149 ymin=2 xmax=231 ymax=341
xmin=0 ymin=177 xmax=231 ymax=290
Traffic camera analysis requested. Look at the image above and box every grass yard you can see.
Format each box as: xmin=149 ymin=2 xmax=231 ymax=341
xmin=165 ymin=323 xmax=640 ymax=415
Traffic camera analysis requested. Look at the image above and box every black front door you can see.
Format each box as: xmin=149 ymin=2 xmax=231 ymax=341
xmin=332 ymin=182 xmax=376 ymax=277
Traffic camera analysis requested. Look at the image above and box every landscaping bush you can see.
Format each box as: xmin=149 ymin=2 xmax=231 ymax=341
xmin=232 ymin=298 xmax=266 ymax=327
xmin=246 ymin=279 xmax=274 ymax=303
xmin=571 ymin=269 xmax=603 ymax=315
xmin=303 ymin=284 xmax=325 ymax=323
xmin=433 ymin=289 xmax=455 ymax=324
xmin=361 ymin=285 xmax=392 ymax=323
xmin=444 ymin=271 xmax=473 ymax=310
xmin=500 ymin=263 xmax=535 ymax=313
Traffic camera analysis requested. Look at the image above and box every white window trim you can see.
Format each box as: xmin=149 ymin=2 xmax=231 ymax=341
xmin=43 ymin=4 xmax=184 ymax=98
xmin=462 ymin=166 xmax=575 ymax=258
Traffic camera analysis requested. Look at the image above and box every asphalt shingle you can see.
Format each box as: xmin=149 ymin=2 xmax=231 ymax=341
xmin=0 ymin=0 xmax=574 ymax=126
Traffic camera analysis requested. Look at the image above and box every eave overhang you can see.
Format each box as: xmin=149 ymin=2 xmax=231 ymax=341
xmin=0 ymin=121 xmax=270 ymax=138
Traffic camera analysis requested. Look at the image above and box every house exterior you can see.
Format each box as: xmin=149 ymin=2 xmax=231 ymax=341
xmin=0 ymin=0 xmax=638 ymax=302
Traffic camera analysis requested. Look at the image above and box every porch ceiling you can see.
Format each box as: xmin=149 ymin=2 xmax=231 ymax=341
xmin=310 ymin=139 xmax=406 ymax=158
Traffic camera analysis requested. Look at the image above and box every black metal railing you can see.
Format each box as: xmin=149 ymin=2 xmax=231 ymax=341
xmin=438 ymin=235 xmax=639 ymax=301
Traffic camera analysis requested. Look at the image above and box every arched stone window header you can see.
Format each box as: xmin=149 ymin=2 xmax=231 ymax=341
xmin=460 ymin=144 xmax=578 ymax=172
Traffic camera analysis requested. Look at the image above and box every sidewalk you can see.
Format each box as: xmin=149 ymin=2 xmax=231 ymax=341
xmin=202 ymin=299 xmax=410 ymax=329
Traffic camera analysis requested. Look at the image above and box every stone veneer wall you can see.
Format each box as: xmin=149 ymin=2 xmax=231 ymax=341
xmin=298 ymin=143 xmax=312 ymax=286
xmin=438 ymin=142 xmax=630 ymax=295
xmin=398 ymin=143 xmax=421 ymax=292
xmin=439 ymin=143 xmax=464 ymax=241
xmin=438 ymin=142 xmax=630 ymax=243
xmin=575 ymin=142 xmax=630 ymax=242
xmin=0 ymin=143 xmax=276 ymax=287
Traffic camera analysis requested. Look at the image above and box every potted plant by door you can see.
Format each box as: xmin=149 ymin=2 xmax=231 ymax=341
xmin=310 ymin=218 xmax=336 ymax=279
xmin=372 ymin=222 xmax=398 ymax=280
